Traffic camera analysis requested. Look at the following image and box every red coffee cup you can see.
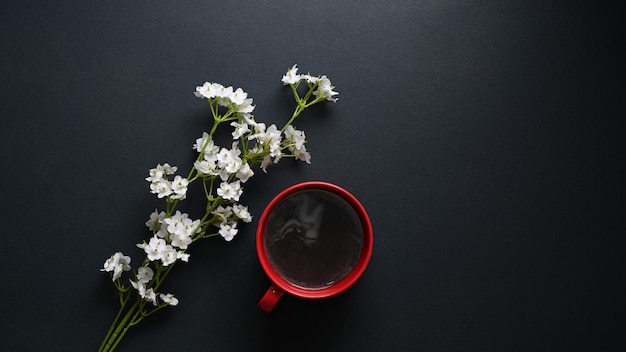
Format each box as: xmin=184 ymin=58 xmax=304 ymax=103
xmin=256 ymin=181 xmax=373 ymax=312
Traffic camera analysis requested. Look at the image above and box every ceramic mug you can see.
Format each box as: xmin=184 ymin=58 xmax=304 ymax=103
xmin=256 ymin=181 xmax=373 ymax=312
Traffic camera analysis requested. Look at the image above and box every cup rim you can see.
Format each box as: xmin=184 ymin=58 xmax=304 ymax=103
xmin=256 ymin=181 xmax=373 ymax=299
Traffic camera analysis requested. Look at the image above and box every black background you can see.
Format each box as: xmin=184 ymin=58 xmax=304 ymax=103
xmin=1 ymin=1 xmax=624 ymax=351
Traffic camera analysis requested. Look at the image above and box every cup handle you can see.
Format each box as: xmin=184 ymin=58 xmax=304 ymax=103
xmin=258 ymin=283 xmax=284 ymax=313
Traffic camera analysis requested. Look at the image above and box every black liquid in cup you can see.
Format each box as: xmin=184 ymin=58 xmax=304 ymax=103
xmin=263 ymin=189 xmax=364 ymax=289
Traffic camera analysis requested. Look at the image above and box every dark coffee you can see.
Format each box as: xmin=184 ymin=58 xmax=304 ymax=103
xmin=263 ymin=189 xmax=364 ymax=289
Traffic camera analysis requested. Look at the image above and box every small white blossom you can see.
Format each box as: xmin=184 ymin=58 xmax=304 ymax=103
xmin=163 ymin=211 xmax=199 ymax=250
xmin=242 ymin=113 xmax=258 ymax=127
xmin=130 ymin=280 xmax=158 ymax=306
xmin=229 ymin=87 xmax=248 ymax=106
xmin=216 ymin=85 xmax=233 ymax=100
xmin=281 ymin=64 xmax=301 ymax=85
xmin=230 ymin=121 xmax=249 ymax=139
xmin=145 ymin=168 xmax=164 ymax=183
xmin=236 ymin=162 xmax=254 ymax=183
xmin=146 ymin=163 xmax=177 ymax=182
xmin=161 ymin=246 xmax=179 ymax=266
xmin=151 ymin=179 xmax=173 ymax=198
xmin=232 ymin=204 xmax=252 ymax=223
xmin=136 ymin=266 xmax=154 ymax=284
xmin=101 ymin=252 xmax=132 ymax=281
xmin=217 ymin=180 xmax=243 ymax=201
xmin=284 ymin=125 xmax=307 ymax=151
xmin=170 ymin=175 xmax=189 ymax=200
xmin=260 ymin=155 xmax=272 ymax=173
xmin=249 ymin=123 xmax=282 ymax=163
xmin=194 ymin=82 xmax=223 ymax=99
xmin=137 ymin=236 xmax=167 ymax=262
xmin=218 ymin=222 xmax=238 ymax=241
xmin=215 ymin=144 xmax=243 ymax=180
xmin=313 ymin=75 xmax=339 ymax=102
xmin=177 ymin=251 xmax=190 ymax=262
xmin=236 ymin=98 xmax=255 ymax=113
xmin=145 ymin=210 xmax=166 ymax=232
xmin=169 ymin=231 xmax=192 ymax=250
xmin=294 ymin=145 xmax=311 ymax=164
xmin=160 ymin=293 xmax=179 ymax=306
xmin=161 ymin=163 xmax=177 ymax=175
xmin=212 ymin=205 xmax=233 ymax=224
xmin=145 ymin=288 xmax=158 ymax=306
xmin=265 ymin=124 xmax=282 ymax=161
xmin=302 ymin=74 xmax=320 ymax=84
xmin=194 ymin=159 xmax=219 ymax=177
xmin=193 ymin=132 xmax=218 ymax=154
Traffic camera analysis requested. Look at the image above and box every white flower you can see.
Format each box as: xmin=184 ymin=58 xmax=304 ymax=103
xmin=145 ymin=163 xmax=177 ymax=182
xmin=302 ymin=74 xmax=320 ymax=84
xmin=229 ymin=87 xmax=248 ymax=106
xmin=161 ymin=163 xmax=177 ymax=175
xmin=163 ymin=211 xmax=199 ymax=250
xmin=137 ymin=238 xmax=185 ymax=266
xmin=242 ymin=113 xmax=258 ymax=127
xmin=232 ymin=204 xmax=252 ymax=223
xmin=151 ymin=179 xmax=173 ymax=199
xmin=250 ymin=123 xmax=282 ymax=162
xmin=216 ymin=85 xmax=233 ymax=100
xmin=236 ymin=162 xmax=254 ymax=183
xmin=193 ymin=132 xmax=218 ymax=154
xmin=284 ymin=125 xmax=307 ymax=151
xmin=145 ymin=168 xmax=164 ymax=183
xmin=170 ymin=175 xmax=189 ymax=200
xmin=281 ymin=64 xmax=301 ymax=85
xmin=177 ymin=251 xmax=190 ymax=262
xmin=246 ymin=123 xmax=266 ymax=147
xmin=130 ymin=280 xmax=158 ymax=306
xmin=194 ymin=159 xmax=218 ymax=176
xmin=212 ymin=205 xmax=233 ymax=224
xmin=218 ymin=222 xmax=238 ymax=241
xmin=144 ymin=288 xmax=157 ymax=306
xmin=313 ymin=75 xmax=339 ymax=102
xmin=161 ymin=246 xmax=179 ymax=266
xmin=145 ymin=210 xmax=166 ymax=232
xmin=230 ymin=121 xmax=249 ymax=139
xmin=294 ymin=145 xmax=311 ymax=164
xmin=216 ymin=144 xmax=243 ymax=176
xmin=216 ymin=180 xmax=243 ymax=201
xmin=260 ymin=155 xmax=272 ymax=173
xmin=160 ymin=293 xmax=179 ymax=306
xmin=163 ymin=210 xmax=189 ymax=231
xmin=169 ymin=231 xmax=192 ymax=250
xmin=137 ymin=236 xmax=167 ymax=262
xmin=265 ymin=124 xmax=282 ymax=161
xmin=194 ymin=82 xmax=223 ymax=99
xmin=136 ymin=266 xmax=154 ymax=284
xmin=236 ymin=98 xmax=255 ymax=113
xmin=101 ymin=252 xmax=132 ymax=281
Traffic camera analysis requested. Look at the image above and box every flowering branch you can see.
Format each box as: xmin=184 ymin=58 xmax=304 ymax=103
xmin=98 ymin=65 xmax=338 ymax=352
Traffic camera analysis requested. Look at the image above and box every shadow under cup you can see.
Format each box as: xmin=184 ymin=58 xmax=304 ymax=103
xmin=256 ymin=182 xmax=373 ymax=313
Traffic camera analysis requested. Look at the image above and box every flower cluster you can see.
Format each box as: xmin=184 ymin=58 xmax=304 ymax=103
xmin=194 ymin=82 xmax=255 ymax=113
xmin=99 ymin=65 xmax=338 ymax=352
xmin=100 ymin=252 xmax=131 ymax=281
xmin=281 ymin=64 xmax=339 ymax=102
xmin=145 ymin=164 xmax=188 ymax=200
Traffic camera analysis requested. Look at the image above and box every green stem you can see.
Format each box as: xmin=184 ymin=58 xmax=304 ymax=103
xmin=99 ymin=299 xmax=140 ymax=352
xmin=281 ymin=83 xmax=323 ymax=132
xmin=281 ymin=106 xmax=303 ymax=133
xmin=98 ymin=298 xmax=126 ymax=352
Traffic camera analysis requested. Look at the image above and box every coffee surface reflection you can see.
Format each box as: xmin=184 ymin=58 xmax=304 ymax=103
xmin=263 ymin=189 xmax=364 ymax=289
